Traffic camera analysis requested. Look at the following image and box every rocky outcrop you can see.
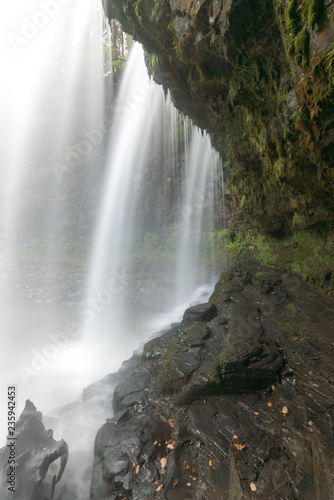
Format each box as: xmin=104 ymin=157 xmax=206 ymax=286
xmin=0 ymin=400 xmax=68 ymax=500
xmin=103 ymin=0 xmax=334 ymax=292
xmin=90 ymin=257 xmax=334 ymax=498
xmin=103 ymin=0 xmax=334 ymax=229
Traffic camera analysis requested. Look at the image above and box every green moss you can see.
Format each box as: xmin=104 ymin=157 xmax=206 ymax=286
xmin=155 ymin=341 xmax=184 ymax=395
xmin=278 ymin=321 xmax=306 ymax=340
xmin=286 ymin=0 xmax=300 ymax=34
xmin=301 ymin=0 xmax=326 ymax=29
xmin=211 ymin=225 xmax=334 ymax=295
xmin=284 ymin=303 xmax=297 ymax=315
xmin=294 ymin=27 xmax=309 ymax=67
xmin=291 ymin=212 xmax=307 ymax=229
xmin=211 ymin=332 xmax=231 ymax=380
xmin=156 ymin=359 xmax=183 ymax=395
xmin=277 ymin=228 xmax=334 ymax=293
xmin=225 ymin=229 xmax=276 ymax=267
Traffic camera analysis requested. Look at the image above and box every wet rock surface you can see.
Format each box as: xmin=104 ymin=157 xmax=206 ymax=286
xmin=0 ymin=400 xmax=68 ymax=500
xmin=90 ymin=258 xmax=334 ymax=499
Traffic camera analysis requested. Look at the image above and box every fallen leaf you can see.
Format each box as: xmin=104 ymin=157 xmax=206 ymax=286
xmin=160 ymin=457 xmax=168 ymax=468
xmin=135 ymin=465 xmax=140 ymax=474
xmin=271 ymin=384 xmax=275 ymax=391
xmin=148 ymin=398 xmax=152 ymax=402
xmin=250 ymin=482 xmax=257 ymax=492
xmin=153 ymin=400 xmax=159 ymax=403
xmin=233 ymin=435 xmax=238 ymax=439
xmin=167 ymin=418 xmax=173 ymax=424
xmin=167 ymin=443 xmax=175 ymax=450
xmin=254 ymin=412 xmax=259 ymax=416
xmin=156 ymin=484 xmax=163 ymax=492
xmin=153 ymin=441 xmax=157 ymax=445
xmin=209 ymin=460 xmax=213 ymax=467
xmin=234 ymin=444 xmax=246 ymax=451
xmin=187 ymin=483 xmax=191 ymax=487
xmin=282 ymin=406 xmax=288 ymax=414
xmin=184 ymin=464 xmax=191 ymax=470
xmin=267 ymin=402 xmax=272 ymax=407
xmin=309 ymin=420 xmax=313 ymax=426
xmin=173 ymin=479 xmax=179 ymax=488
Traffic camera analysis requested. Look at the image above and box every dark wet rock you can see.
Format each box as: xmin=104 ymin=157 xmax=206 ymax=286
xmin=107 ymin=408 xmax=132 ymax=425
xmin=182 ymin=302 xmax=218 ymax=323
xmin=186 ymin=323 xmax=209 ymax=347
xmin=90 ymin=259 xmax=334 ymax=499
xmin=91 ymin=412 xmax=173 ymax=499
xmin=0 ymin=400 xmax=68 ymax=500
xmin=112 ymin=380 xmax=144 ymax=412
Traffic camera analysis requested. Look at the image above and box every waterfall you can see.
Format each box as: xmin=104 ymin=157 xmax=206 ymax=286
xmin=81 ymin=43 xmax=222 ymax=379
xmin=0 ymin=4 xmax=223 ymax=468
xmin=0 ymin=0 xmax=107 ymax=437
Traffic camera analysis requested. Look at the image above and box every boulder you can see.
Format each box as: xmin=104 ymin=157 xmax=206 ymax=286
xmin=0 ymin=400 xmax=68 ymax=500
xmin=182 ymin=302 xmax=218 ymax=323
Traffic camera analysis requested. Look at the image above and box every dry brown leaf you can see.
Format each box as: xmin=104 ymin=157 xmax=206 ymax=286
xmin=160 ymin=457 xmax=168 ymax=468
xmin=184 ymin=464 xmax=191 ymax=470
xmin=209 ymin=460 xmax=213 ymax=467
xmin=167 ymin=443 xmax=175 ymax=450
xmin=153 ymin=400 xmax=159 ymax=403
xmin=135 ymin=465 xmax=140 ymax=475
xmin=156 ymin=484 xmax=163 ymax=492
xmin=282 ymin=406 xmax=288 ymax=415
xmin=250 ymin=482 xmax=257 ymax=492
xmin=254 ymin=412 xmax=259 ymax=415
xmin=233 ymin=435 xmax=238 ymax=439
xmin=173 ymin=479 xmax=179 ymax=488
xmin=148 ymin=398 xmax=152 ymax=401
xmin=267 ymin=402 xmax=272 ymax=407
xmin=234 ymin=444 xmax=246 ymax=451
xmin=167 ymin=418 xmax=173 ymax=424
xmin=153 ymin=441 xmax=157 ymax=445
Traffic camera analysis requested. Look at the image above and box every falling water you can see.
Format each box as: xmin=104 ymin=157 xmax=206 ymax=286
xmin=0 ymin=0 xmax=106 ymax=437
xmin=81 ymin=44 xmax=222 ymax=378
xmin=0 ymin=5 xmax=223 ymax=496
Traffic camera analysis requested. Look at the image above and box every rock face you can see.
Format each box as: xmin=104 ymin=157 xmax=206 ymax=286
xmin=103 ymin=0 xmax=334 ymax=233
xmin=90 ymin=257 xmax=334 ymax=499
xmin=0 ymin=400 xmax=68 ymax=500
